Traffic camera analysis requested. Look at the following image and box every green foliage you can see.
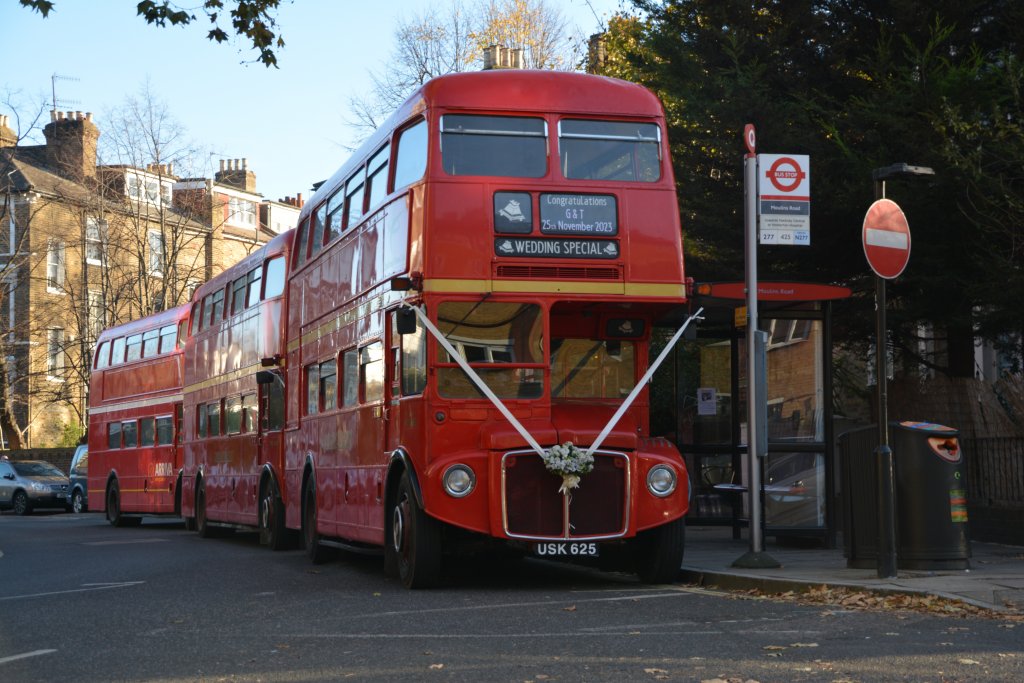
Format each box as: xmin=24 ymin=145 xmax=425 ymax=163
xmin=603 ymin=1 xmax=1024 ymax=377
xmin=18 ymin=0 xmax=285 ymax=67
xmin=59 ymin=421 xmax=83 ymax=448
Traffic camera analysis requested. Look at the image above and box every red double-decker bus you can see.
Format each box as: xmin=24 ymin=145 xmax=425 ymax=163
xmin=285 ymin=69 xmax=692 ymax=587
xmin=88 ymin=304 xmax=190 ymax=525
xmin=178 ymin=231 xmax=293 ymax=548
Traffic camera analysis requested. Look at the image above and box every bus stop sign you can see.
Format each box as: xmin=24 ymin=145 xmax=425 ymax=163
xmin=862 ymin=198 xmax=911 ymax=279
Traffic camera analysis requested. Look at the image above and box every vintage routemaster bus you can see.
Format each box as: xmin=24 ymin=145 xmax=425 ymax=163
xmin=178 ymin=231 xmax=293 ymax=548
xmin=88 ymin=303 xmax=190 ymax=525
xmin=285 ymin=69 xmax=692 ymax=587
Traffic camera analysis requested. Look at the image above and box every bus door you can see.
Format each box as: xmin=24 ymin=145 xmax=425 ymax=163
xmin=258 ymin=371 xmax=286 ymax=492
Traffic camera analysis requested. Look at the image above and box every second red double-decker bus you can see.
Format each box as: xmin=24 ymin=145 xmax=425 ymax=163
xmin=178 ymin=231 xmax=293 ymax=548
xmin=88 ymin=304 xmax=190 ymax=525
xmin=284 ymin=69 xmax=694 ymax=587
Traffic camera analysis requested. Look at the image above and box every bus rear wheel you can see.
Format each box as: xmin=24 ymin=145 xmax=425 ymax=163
xmin=633 ymin=516 xmax=686 ymax=584
xmin=259 ymin=479 xmax=289 ymax=551
xmin=388 ymin=472 xmax=441 ymax=589
xmin=302 ymin=476 xmax=332 ymax=564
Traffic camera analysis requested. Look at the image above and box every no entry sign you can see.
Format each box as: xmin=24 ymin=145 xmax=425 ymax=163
xmin=862 ymin=198 xmax=911 ymax=279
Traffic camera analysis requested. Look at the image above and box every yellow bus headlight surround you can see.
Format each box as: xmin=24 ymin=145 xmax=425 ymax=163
xmin=442 ymin=464 xmax=476 ymax=498
xmin=646 ymin=465 xmax=677 ymax=497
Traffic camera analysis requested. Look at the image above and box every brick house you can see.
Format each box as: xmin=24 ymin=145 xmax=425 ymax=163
xmin=0 ymin=111 xmax=298 ymax=447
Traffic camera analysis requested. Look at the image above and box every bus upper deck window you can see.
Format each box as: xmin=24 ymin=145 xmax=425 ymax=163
xmin=366 ymin=144 xmax=390 ymax=211
xmin=310 ymin=203 xmax=327 ymax=257
xmin=95 ymin=341 xmax=109 ymax=369
xmin=325 ymin=190 xmax=344 ymax=244
xmin=159 ymin=324 xmax=176 ymax=354
xmin=344 ymin=172 xmax=365 ymax=229
xmin=558 ymin=120 xmax=661 ymax=182
xmin=294 ymin=218 xmax=309 ymax=268
xmin=263 ymin=256 xmax=285 ymax=300
xmin=393 ymin=119 xmax=427 ymax=190
xmin=441 ymin=115 xmax=546 ymax=178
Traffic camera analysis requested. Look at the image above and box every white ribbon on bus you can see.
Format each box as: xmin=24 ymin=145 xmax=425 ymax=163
xmin=399 ymin=297 xmax=703 ymax=459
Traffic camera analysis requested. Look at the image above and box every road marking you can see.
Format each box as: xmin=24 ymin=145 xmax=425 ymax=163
xmin=354 ymin=590 xmax=691 ymax=619
xmin=82 ymin=538 xmax=170 ymax=546
xmin=0 ymin=581 xmax=144 ymax=602
xmin=0 ymin=649 xmax=57 ymax=665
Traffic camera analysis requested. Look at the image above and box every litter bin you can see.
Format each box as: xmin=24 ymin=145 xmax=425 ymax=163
xmin=840 ymin=422 xmax=971 ymax=570
xmin=892 ymin=421 xmax=970 ymax=570
xmin=839 ymin=426 xmax=880 ymax=569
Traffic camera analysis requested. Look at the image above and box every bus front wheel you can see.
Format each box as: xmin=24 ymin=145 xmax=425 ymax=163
xmin=259 ymin=479 xmax=289 ymax=551
xmin=387 ymin=472 xmax=441 ymax=589
xmin=196 ymin=480 xmax=214 ymax=538
xmin=633 ymin=516 xmax=686 ymax=584
xmin=302 ymin=476 xmax=332 ymax=564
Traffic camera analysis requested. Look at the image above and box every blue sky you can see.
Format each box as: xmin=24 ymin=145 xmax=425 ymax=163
xmin=1 ymin=0 xmax=623 ymax=203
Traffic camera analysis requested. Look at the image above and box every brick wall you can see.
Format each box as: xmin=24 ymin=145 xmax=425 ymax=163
xmin=2 ymin=447 xmax=76 ymax=475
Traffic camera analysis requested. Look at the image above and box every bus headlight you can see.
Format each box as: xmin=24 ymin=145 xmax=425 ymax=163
xmin=442 ymin=464 xmax=476 ymax=498
xmin=646 ymin=465 xmax=677 ymax=497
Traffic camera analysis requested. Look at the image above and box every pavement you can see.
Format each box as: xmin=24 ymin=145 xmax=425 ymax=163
xmin=679 ymin=525 xmax=1024 ymax=613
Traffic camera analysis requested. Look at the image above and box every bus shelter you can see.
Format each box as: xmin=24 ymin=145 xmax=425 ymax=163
xmin=652 ymin=282 xmax=851 ymax=547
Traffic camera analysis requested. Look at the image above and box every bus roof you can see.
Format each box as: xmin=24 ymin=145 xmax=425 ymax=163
xmin=418 ymin=70 xmax=665 ymax=118
xmin=95 ymin=303 xmax=190 ymax=345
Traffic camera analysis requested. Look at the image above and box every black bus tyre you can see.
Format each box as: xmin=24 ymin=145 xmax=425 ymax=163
xmin=196 ymin=480 xmax=214 ymax=538
xmin=106 ymin=482 xmax=123 ymax=526
xmin=634 ymin=516 xmax=686 ymax=584
xmin=390 ymin=472 xmax=442 ymax=589
xmin=302 ymin=476 xmax=332 ymax=564
xmin=259 ymin=479 xmax=288 ymax=551
xmin=12 ymin=490 xmax=30 ymax=516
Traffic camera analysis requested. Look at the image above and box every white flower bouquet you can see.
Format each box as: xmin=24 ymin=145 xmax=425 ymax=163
xmin=541 ymin=442 xmax=595 ymax=495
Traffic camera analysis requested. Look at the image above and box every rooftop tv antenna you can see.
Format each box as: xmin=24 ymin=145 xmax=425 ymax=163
xmin=51 ymin=73 xmax=80 ymax=111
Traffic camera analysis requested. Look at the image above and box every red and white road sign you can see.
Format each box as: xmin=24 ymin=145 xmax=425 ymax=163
xmin=862 ymin=198 xmax=911 ymax=279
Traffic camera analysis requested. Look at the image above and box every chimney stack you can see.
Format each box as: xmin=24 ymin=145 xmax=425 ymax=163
xmin=215 ymin=156 xmax=257 ymax=192
xmin=483 ymin=45 xmax=524 ymax=70
xmin=43 ymin=109 xmax=100 ymax=181
xmin=0 ymin=114 xmax=16 ymax=148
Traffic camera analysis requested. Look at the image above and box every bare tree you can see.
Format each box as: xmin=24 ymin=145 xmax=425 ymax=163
xmin=0 ymin=85 xmax=213 ymax=447
xmin=348 ymin=0 xmax=583 ymax=136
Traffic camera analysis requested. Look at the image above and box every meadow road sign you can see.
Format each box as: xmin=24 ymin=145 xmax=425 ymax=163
xmin=757 ymin=154 xmax=810 ymax=246
xmin=862 ymin=198 xmax=911 ymax=279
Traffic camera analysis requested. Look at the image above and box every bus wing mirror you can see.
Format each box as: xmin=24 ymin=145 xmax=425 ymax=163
xmin=256 ymin=370 xmax=277 ymax=385
xmin=396 ymin=308 xmax=417 ymax=335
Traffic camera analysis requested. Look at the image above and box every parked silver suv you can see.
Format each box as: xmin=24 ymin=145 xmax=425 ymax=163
xmin=0 ymin=458 xmax=70 ymax=515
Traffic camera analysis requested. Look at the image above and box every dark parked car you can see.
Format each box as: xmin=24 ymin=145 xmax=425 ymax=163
xmin=0 ymin=459 xmax=70 ymax=515
xmin=67 ymin=445 xmax=88 ymax=513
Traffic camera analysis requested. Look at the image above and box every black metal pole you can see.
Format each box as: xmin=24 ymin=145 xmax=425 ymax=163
xmin=875 ymin=273 xmax=898 ymax=578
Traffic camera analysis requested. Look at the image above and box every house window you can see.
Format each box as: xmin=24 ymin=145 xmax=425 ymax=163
xmin=148 ymin=231 xmax=165 ymax=276
xmin=47 ymin=328 xmax=64 ymax=376
xmin=88 ymin=290 xmax=105 ymax=339
xmin=46 ymin=240 xmax=65 ymax=292
xmin=86 ymin=218 xmax=106 ymax=265
xmin=228 ymin=197 xmax=257 ymax=227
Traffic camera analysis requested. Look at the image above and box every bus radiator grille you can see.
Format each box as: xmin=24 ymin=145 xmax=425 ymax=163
xmin=502 ymin=451 xmax=628 ymax=539
xmin=495 ymin=265 xmax=622 ymax=281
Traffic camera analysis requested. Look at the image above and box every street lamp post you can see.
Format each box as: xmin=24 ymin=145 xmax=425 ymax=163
xmin=870 ymin=163 xmax=934 ymax=579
